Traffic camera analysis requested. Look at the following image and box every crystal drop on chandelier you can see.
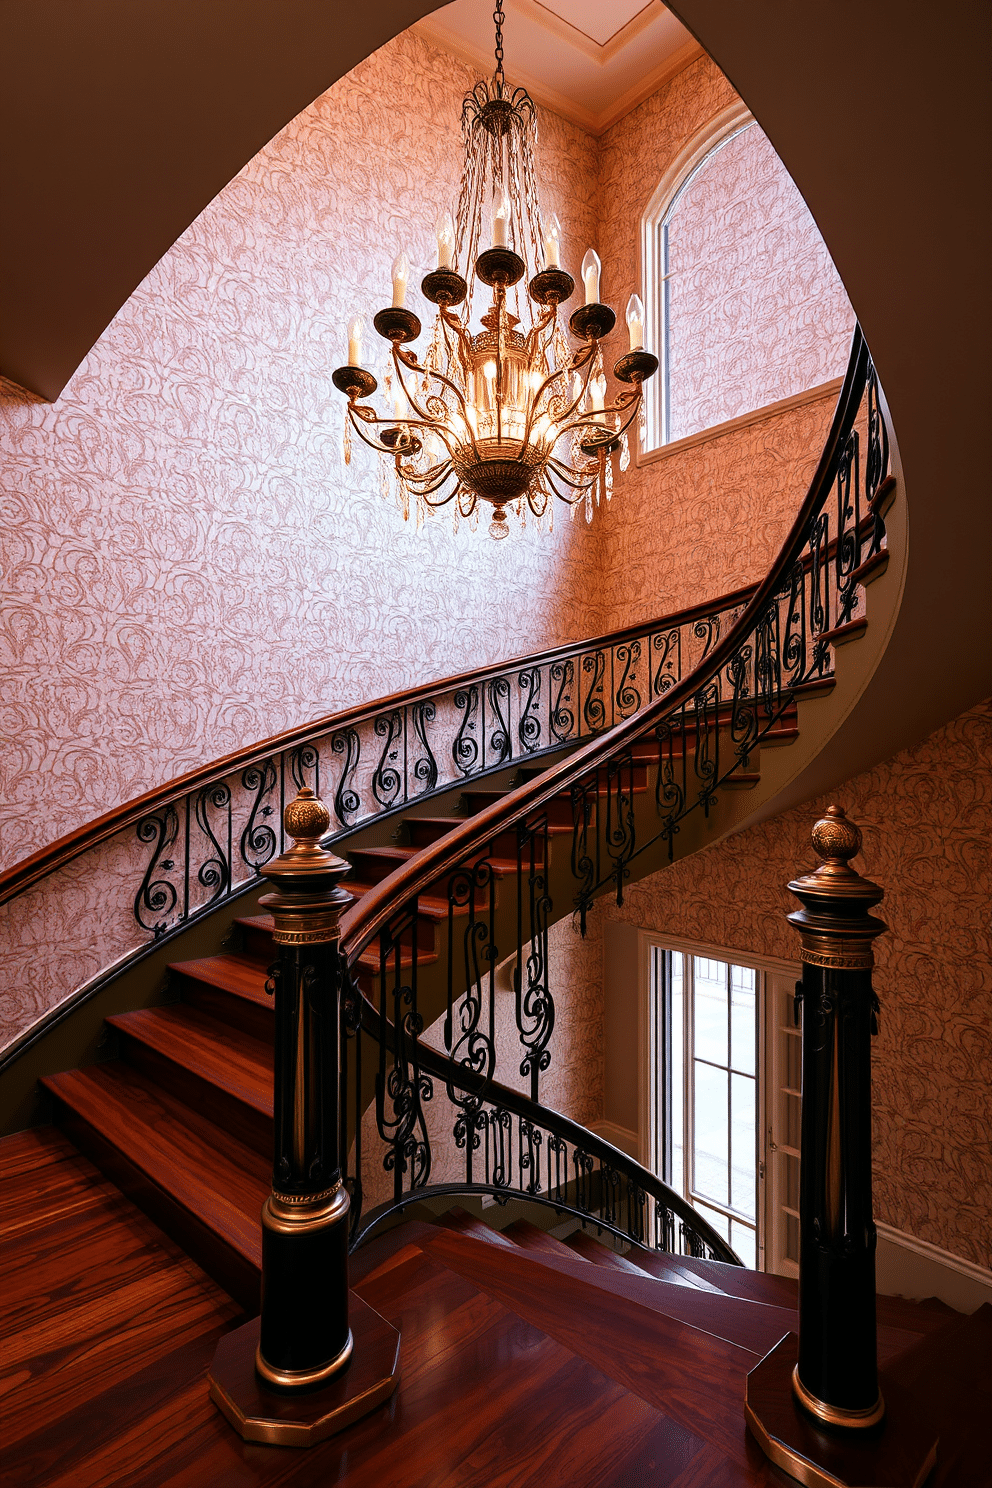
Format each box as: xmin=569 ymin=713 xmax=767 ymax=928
xmin=331 ymin=0 xmax=658 ymax=539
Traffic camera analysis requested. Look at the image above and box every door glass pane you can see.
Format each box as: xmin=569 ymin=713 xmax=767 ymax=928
xmin=730 ymin=1071 xmax=756 ymax=1220
xmin=693 ymin=1060 xmax=728 ymax=1206
xmin=730 ymin=963 xmax=755 ymax=1074
xmin=670 ymin=953 xmax=684 ymax=1196
xmin=731 ymin=1220 xmax=756 ymax=1269
xmin=694 ymin=956 xmax=728 ymax=1065
xmin=694 ymin=1200 xmax=731 ymax=1242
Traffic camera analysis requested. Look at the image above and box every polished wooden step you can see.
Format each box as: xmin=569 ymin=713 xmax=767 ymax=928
xmin=171 ymin=950 xmax=273 ymax=1041
xmin=563 ymin=1228 xmax=647 ymax=1273
xmin=42 ymin=1063 xmax=267 ymax=1310
xmin=107 ymin=1005 xmax=273 ymax=1156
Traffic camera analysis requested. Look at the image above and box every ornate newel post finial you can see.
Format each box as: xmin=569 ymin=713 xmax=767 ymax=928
xmin=207 ymin=787 xmax=400 ymax=1447
xmin=744 ymin=806 xmax=938 ymax=1488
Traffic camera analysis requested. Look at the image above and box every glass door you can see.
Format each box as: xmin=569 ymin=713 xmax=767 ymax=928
xmin=654 ymin=948 xmax=760 ymax=1267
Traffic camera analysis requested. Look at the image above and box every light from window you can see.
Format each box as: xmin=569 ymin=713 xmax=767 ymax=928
xmin=650 ymin=121 xmax=855 ymax=447
xmin=655 ymin=948 xmax=759 ymax=1268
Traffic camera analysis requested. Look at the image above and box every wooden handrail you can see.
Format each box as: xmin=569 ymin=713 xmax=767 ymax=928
xmin=340 ymin=330 xmax=873 ymax=964
xmin=0 ymin=583 xmax=758 ymax=910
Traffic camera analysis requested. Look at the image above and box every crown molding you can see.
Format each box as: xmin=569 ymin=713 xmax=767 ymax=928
xmin=522 ymin=0 xmax=658 ymax=66
xmin=413 ymin=16 xmax=702 ymax=136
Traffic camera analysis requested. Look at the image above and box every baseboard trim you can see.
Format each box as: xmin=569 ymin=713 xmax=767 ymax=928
xmin=876 ymin=1221 xmax=991 ymax=1314
xmin=589 ymin=1120 xmax=641 ymax=1161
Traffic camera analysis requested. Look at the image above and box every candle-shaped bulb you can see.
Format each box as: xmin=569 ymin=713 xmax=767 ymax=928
xmin=347 ymin=314 xmax=364 ymax=366
xmin=625 ymin=293 xmax=644 ymax=351
xmin=493 ymin=185 xmax=511 ymax=248
xmin=436 ymin=210 xmax=455 ymax=270
xmin=581 ymin=248 xmax=601 ymax=305
xmin=591 ymin=371 xmax=607 ymax=412
xmin=391 ymin=251 xmax=410 ymax=308
xmin=544 ymin=212 xmax=562 ymax=269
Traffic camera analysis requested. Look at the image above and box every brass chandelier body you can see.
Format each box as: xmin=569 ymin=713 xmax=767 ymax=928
xmin=332 ymin=3 xmax=657 ymax=540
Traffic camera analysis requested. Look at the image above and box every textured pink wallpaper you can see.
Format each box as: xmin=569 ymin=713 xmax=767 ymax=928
xmin=594 ymin=52 xmax=852 ymax=632
xmin=601 ymin=701 xmax=992 ymax=1267
xmin=0 ymin=29 xmax=604 ymax=875
xmin=665 ymin=122 xmax=854 ymax=441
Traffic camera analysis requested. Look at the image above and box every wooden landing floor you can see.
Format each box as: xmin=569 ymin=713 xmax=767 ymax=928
xmin=2 ymin=1128 xmax=987 ymax=1487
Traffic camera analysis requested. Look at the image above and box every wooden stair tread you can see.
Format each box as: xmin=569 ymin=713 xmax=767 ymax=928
xmin=170 ymin=951 xmax=271 ymax=1006
xmin=42 ymin=1064 xmax=267 ymax=1271
xmin=501 ymin=1218 xmax=577 ymax=1257
xmin=421 ymin=1226 xmax=756 ymax=1466
xmin=350 ymin=844 xmax=524 ymax=875
xmin=563 ymin=1230 xmax=646 ymax=1273
xmin=434 ymin=1206 xmax=516 ymax=1248
xmin=106 ymin=1006 xmax=273 ymax=1117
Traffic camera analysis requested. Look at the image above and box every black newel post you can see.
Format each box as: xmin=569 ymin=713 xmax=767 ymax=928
xmin=209 ymin=787 xmax=400 ymax=1446
xmin=256 ymin=785 xmax=354 ymax=1389
xmin=787 ymin=805 xmax=886 ymax=1427
xmin=745 ymin=806 xmax=937 ymax=1488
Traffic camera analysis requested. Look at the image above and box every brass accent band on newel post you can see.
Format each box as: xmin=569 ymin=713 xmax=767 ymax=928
xmin=744 ymin=806 xmax=938 ymax=1488
xmin=208 ymin=788 xmax=400 ymax=1446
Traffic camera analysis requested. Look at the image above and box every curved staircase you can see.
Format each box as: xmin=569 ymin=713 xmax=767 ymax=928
xmin=4 ymin=1128 xmax=986 ymax=1486
xmin=6 ymin=331 xmax=988 ymax=1484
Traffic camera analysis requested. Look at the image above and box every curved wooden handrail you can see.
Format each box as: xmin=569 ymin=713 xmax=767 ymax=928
xmin=0 ymin=583 xmax=758 ymax=910
xmin=353 ymin=994 xmax=741 ymax=1263
xmin=340 ymin=329 xmax=872 ymax=964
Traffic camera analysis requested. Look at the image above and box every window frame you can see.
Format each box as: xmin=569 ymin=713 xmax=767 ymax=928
xmin=639 ymin=101 xmax=754 ymax=454
xmin=641 ymin=930 xmax=800 ymax=1274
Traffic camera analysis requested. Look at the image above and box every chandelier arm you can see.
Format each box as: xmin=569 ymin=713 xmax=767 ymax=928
xmin=543 ymin=461 xmax=592 ymax=502
xmin=524 ymin=344 xmax=598 ymax=446
xmin=438 ymin=304 xmax=474 ymax=361
xmin=392 ymin=346 xmax=484 ymax=464
xmin=395 ymin=461 xmax=458 ymax=497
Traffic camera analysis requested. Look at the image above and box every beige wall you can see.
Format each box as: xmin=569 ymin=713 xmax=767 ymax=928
xmin=599 ymin=699 xmax=992 ymax=1268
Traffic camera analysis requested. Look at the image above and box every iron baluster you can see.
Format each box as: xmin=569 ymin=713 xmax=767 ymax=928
xmin=652 ymin=626 xmax=681 ymax=696
xmin=517 ymin=666 xmax=542 ymax=753
xmin=331 ymin=730 xmax=360 ymax=827
xmin=371 ymin=710 xmax=404 ymax=809
xmin=240 ymin=759 xmax=278 ymax=872
xmin=411 ymin=698 xmax=438 ymax=794
xmin=549 ymin=656 xmax=575 ymax=742
xmin=133 ymin=803 xmax=180 ymax=935
xmin=614 ymin=639 xmax=642 ymax=719
xmin=193 ymin=782 xmax=232 ymax=911
xmin=486 ymin=675 xmax=512 ymax=767
xmin=452 ymin=684 xmax=480 ymax=776
xmin=581 ymin=649 xmax=606 ymax=732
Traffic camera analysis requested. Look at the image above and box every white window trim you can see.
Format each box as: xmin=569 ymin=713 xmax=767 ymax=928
xmin=638 ymin=100 xmax=755 ymax=456
xmin=637 ymin=929 xmax=800 ymax=1273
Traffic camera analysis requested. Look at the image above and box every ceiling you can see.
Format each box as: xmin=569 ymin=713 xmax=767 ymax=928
xmin=415 ymin=0 xmax=701 ymax=135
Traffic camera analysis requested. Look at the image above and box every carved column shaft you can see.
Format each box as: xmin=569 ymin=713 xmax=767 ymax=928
xmin=787 ymin=804 xmax=887 ymax=1427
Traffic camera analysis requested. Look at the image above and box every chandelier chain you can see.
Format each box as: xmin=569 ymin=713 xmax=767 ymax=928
xmin=493 ymin=0 xmax=505 ymax=90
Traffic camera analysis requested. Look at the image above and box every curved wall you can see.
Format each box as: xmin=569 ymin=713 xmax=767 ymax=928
xmin=0 ymin=29 xmax=605 ymax=873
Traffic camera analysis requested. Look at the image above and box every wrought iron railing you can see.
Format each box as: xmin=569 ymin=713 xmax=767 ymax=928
xmin=338 ymin=327 xmax=892 ymax=1262
xmin=0 ymin=587 xmax=756 ymax=1060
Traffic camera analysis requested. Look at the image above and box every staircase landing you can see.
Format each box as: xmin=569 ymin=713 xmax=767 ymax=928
xmin=2 ymin=1129 xmax=987 ymax=1488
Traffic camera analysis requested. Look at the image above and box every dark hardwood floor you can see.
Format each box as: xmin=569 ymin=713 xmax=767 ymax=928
xmin=3 ymin=1127 xmax=989 ymax=1488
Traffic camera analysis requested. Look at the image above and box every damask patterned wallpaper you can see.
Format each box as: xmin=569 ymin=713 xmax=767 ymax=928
xmin=594 ymin=54 xmax=854 ymax=630
xmin=601 ymin=701 xmax=992 ymax=1267
xmin=666 ymin=122 xmax=854 ymax=441
xmin=0 ymin=28 xmax=604 ymax=873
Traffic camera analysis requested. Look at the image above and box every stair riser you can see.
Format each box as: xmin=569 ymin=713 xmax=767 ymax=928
xmin=118 ymin=1033 xmax=274 ymax=1159
xmin=53 ymin=1101 xmax=261 ymax=1314
xmin=177 ymin=975 xmax=275 ymax=1043
xmin=241 ymin=923 xmax=275 ymax=962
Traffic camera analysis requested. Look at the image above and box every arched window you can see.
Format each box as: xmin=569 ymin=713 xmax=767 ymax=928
xmin=641 ymin=108 xmax=855 ymax=450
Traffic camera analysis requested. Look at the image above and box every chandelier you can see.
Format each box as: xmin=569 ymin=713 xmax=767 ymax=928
xmin=332 ymin=2 xmax=658 ymax=540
